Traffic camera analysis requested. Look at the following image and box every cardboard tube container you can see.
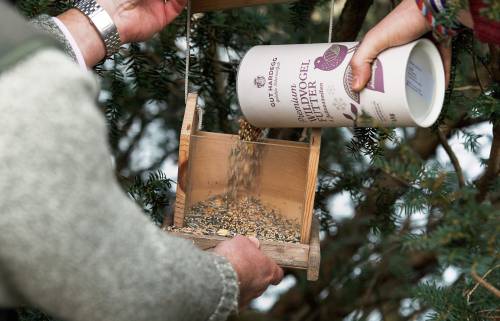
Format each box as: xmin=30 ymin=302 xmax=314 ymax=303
xmin=237 ymin=39 xmax=445 ymax=128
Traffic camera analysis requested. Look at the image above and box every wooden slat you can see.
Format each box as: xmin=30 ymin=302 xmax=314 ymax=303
xmin=300 ymin=129 xmax=322 ymax=243
xmin=195 ymin=131 xmax=310 ymax=149
xmin=174 ymin=93 xmax=199 ymax=227
xmin=307 ymin=217 xmax=321 ymax=281
xmin=170 ymin=232 xmax=310 ymax=269
xmin=192 ymin=0 xmax=293 ymax=12
xmin=184 ymin=133 xmax=234 ymax=206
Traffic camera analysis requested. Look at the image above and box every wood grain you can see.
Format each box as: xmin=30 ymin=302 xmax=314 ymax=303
xmin=307 ymin=217 xmax=321 ymax=281
xmin=300 ymin=129 xmax=321 ymax=243
xmin=192 ymin=0 xmax=293 ymax=12
xmin=170 ymin=232 xmax=310 ymax=269
xmin=186 ymin=131 xmax=309 ymax=222
xmin=195 ymin=131 xmax=310 ymax=149
xmin=174 ymin=93 xmax=199 ymax=227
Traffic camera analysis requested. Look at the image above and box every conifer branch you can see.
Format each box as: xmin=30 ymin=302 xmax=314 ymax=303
xmin=380 ymin=169 xmax=412 ymax=188
xmin=437 ymin=127 xmax=465 ymax=188
xmin=318 ymin=165 xmax=343 ymax=178
xmin=470 ymin=264 xmax=500 ymax=299
xmin=476 ymin=123 xmax=500 ymax=202
xmin=467 ymin=264 xmax=500 ymax=302
xmin=454 ymin=85 xmax=482 ymax=92
xmin=489 ymin=44 xmax=500 ymax=82
xmin=472 ymin=49 xmax=485 ymax=93
xmin=115 ymin=115 xmax=148 ymax=174
xmin=409 ymin=114 xmax=488 ymax=161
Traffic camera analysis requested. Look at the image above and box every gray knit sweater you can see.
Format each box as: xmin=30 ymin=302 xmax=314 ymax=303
xmin=0 ymin=14 xmax=238 ymax=321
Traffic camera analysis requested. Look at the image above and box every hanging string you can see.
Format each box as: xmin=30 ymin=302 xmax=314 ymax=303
xmin=328 ymin=0 xmax=335 ymax=43
xmin=184 ymin=0 xmax=192 ymax=103
xmin=184 ymin=0 xmax=335 ymax=102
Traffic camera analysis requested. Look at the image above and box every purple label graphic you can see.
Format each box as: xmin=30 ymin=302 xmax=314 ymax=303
xmin=351 ymin=104 xmax=358 ymax=115
xmin=343 ymin=104 xmax=359 ymax=124
xmin=343 ymin=113 xmax=354 ymax=121
xmin=365 ymin=59 xmax=385 ymax=93
xmin=314 ymin=44 xmax=348 ymax=71
xmin=343 ymin=64 xmax=360 ymax=104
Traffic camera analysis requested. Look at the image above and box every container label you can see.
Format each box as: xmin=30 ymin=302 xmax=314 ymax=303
xmin=264 ymin=57 xmax=280 ymax=108
xmin=406 ymin=60 xmax=424 ymax=97
xmin=314 ymin=44 xmax=349 ymax=71
xmin=289 ymin=59 xmax=337 ymax=123
xmin=343 ymin=65 xmax=360 ymax=104
xmin=365 ymin=59 xmax=385 ymax=93
xmin=237 ymin=41 xmax=442 ymax=127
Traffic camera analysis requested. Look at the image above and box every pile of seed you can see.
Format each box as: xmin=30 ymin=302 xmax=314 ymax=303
xmin=169 ymin=194 xmax=301 ymax=243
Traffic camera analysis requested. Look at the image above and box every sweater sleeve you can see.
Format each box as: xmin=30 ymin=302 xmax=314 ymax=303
xmin=30 ymin=14 xmax=80 ymax=63
xmin=30 ymin=15 xmax=92 ymax=70
xmin=0 ymin=49 xmax=238 ymax=321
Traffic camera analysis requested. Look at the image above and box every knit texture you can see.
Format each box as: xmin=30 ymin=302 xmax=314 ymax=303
xmin=0 ymin=49 xmax=238 ymax=321
xmin=30 ymin=14 xmax=78 ymax=62
xmin=0 ymin=4 xmax=61 ymax=74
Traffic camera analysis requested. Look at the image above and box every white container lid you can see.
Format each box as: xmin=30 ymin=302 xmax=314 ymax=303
xmin=404 ymin=39 xmax=445 ymax=127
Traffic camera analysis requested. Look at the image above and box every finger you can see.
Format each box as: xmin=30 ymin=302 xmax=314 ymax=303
xmin=163 ymin=0 xmax=187 ymax=24
xmin=270 ymin=265 xmax=284 ymax=285
xmin=438 ymin=43 xmax=452 ymax=88
xmin=350 ymin=43 xmax=377 ymax=92
xmin=239 ymin=300 xmax=250 ymax=311
xmin=240 ymin=282 xmax=268 ymax=310
xmin=247 ymin=236 xmax=260 ymax=249
xmin=239 ymin=298 xmax=251 ymax=311
xmin=350 ymin=24 xmax=396 ymax=91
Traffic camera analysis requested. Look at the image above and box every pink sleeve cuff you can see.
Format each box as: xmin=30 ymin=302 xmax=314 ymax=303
xmin=52 ymin=17 xmax=87 ymax=70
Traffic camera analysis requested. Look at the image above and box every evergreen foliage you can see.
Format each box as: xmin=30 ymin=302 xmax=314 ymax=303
xmin=128 ymin=171 xmax=173 ymax=225
xmin=12 ymin=0 xmax=499 ymax=320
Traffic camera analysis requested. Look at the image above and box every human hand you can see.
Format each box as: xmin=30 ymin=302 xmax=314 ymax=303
xmin=350 ymin=0 xmax=434 ymax=91
xmin=97 ymin=0 xmax=187 ymax=43
xmin=213 ymin=235 xmax=284 ymax=307
xmin=58 ymin=0 xmax=186 ymax=67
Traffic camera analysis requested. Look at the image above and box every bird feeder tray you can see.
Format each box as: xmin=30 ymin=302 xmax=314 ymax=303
xmin=191 ymin=0 xmax=294 ymax=12
xmin=166 ymin=93 xmax=321 ymax=281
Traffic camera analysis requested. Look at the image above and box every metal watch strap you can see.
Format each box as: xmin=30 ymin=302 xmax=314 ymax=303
xmin=73 ymin=0 xmax=121 ymax=55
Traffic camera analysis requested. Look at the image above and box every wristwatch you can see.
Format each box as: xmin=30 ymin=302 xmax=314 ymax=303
xmin=73 ymin=0 xmax=121 ymax=56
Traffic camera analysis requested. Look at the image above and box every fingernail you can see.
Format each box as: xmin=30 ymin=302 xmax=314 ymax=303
xmin=248 ymin=236 xmax=260 ymax=248
xmin=352 ymin=76 xmax=360 ymax=91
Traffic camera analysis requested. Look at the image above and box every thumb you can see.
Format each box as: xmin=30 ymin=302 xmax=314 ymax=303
xmin=164 ymin=0 xmax=188 ymax=25
xmin=350 ymin=40 xmax=378 ymax=92
xmin=350 ymin=26 xmax=393 ymax=92
xmin=350 ymin=0 xmax=432 ymax=92
xmin=247 ymin=236 xmax=260 ymax=249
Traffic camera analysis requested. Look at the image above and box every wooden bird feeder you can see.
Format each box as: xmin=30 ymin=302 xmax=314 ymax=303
xmin=167 ymin=93 xmax=321 ymax=281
